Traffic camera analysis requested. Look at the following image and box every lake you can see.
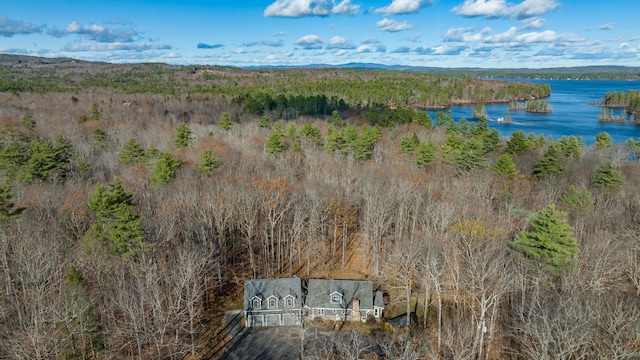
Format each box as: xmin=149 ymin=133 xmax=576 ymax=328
xmin=427 ymin=79 xmax=640 ymax=145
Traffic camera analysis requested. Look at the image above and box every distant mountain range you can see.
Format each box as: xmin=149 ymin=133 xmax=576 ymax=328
xmin=242 ymin=62 xmax=640 ymax=78
xmin=1 ymin=53 xmax=639 ymax=80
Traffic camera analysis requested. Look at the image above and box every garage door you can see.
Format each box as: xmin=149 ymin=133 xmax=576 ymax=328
xmin=248 ymin=315 xmax=263 ymax=327
xmin=283 ymin=314 xmax=298 ymax=326
xmin=266 ymin=314 xmax=280 ymax=326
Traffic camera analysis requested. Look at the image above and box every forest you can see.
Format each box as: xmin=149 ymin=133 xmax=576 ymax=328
xmin=0 ymin=55 xmax=639 ymax=359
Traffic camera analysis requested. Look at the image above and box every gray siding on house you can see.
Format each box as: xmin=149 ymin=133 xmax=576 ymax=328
xmin=244 ymin=278 xmax=383 ymax=327
xmin=244 ymin=278 xmax=303 ymax=327
xmin=306 ymin=279 xmax=374 ymax=310
xmin=306 ymin=279 xmax=379 ymax=321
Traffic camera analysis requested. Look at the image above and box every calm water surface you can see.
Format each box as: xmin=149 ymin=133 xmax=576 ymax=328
xmin=427 ymin=80 xmax=640 ymax=145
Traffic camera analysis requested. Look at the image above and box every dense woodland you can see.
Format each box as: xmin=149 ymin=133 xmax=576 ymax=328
xmin=0 ymin=55 xmax=639 ymax=359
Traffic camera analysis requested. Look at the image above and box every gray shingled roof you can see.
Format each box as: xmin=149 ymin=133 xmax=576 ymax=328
xmin=306 ymin=279 xmax=374 ymax=310
xmin=244 ymin=278 xmax=303 ymax=311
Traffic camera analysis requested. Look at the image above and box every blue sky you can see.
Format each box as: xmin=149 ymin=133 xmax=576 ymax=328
xmin=1 ymin=0 xmax=638 ymax=68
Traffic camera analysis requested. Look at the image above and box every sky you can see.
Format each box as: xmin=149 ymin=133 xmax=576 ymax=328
xmin=1 ymin=0 xmax=639 ymax=68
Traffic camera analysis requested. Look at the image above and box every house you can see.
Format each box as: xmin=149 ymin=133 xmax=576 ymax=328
xmin=243 ymin=278 xmax=303 ymax=327
xmin=306 ymin=279 xmax=384 ymax=322
xmin=244 ymin=278 xmax=384 ymax=327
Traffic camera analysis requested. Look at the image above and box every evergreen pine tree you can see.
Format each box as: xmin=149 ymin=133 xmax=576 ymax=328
xmin=557 ymin=136 xmax=583 ymax=161
xmin=434 ymin=110 xmax=455 ymax=129
xmin=492 ymin=153 xmax=518 ymax=179
xmin=258 ymin=115 xmax=270 ymax=128
xmin=414 ymin=140 xmax=437 ymax=168
xmin=481 ymin=128 xmax=501 ymax=153
xmin=533 ymin=144 xmax=565 ymax=179
xmin=592 ymin=162 xmax=624 ymax=190
xmin=90 ymin=103 xmax=102 ymax=121
xmin=286 ymin=124 xmax=298 ymax=140
xmin=0 ymin=179 xmax=23 ymax=220
xmin=21 ymin=136 xmax=74 ymax=182
xmin=21 ymin=114 xmax=36 ymax=131
xmin=265 ymin=130 xmax=286 ymax=158
xmin=93 ymin=129 xmax=106 ymax=149
xmin=300 ymin=123 xmax=322 ymax=144
xmin=197 ymin=149 xmax=220 ymax=173
xmin=506 ymin=130 xmax=532 ymax=154
xmin=625 ymin=138 xmax=640 ymax=160
xmin=412 ymin=111 xmax=432 ymax=129
xmin=352 ymin=125 xmax=381 ymax=162
xmin=150 ymin=151 xmax=182 ymax=184
xmin=173 ymin=122 xmax=193 ymax=148
xmin=558 ymin=185 xmax=594 ymax=210
xmin=327 ymin=110 xmax=343 ymax=127
xmin=510 ymin=204 xmax=579 ymax=274
xmin=595 ymin=131 xmax=612 ymax=148
xmin=120 ymin=138 xmax=145 ymax=164
xmin=219 ymin=112 xmax=233 ymax=130
xmin=88 ymin=177 xmax=146 ymax=259
xmin=400 ymin=133 xmax=420 ymax=153
xmin=324 ymin=125 xmax=341 ymax=152
xmin=441 ymin=132 xmax=487 ymax=169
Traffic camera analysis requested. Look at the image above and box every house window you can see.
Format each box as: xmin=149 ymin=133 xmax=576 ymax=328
xmin=374 ymin=308 xmax=380 ymax=317
xmin=318 ymin=308 xmax=325 ymax=315
xmin=330 ymin=293 xmax=342 ymax=304
xmin=285 ymin=297 xmax=294 ymax=308
xmin=268 ymin=298 xmax=277 ymax=309
xmin=252 ymin=299 xmax=261 ymax=309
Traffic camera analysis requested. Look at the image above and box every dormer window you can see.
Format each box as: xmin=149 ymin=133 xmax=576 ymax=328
xmin=252 ymin=297 xmax=262 ymax=309
xmin=330 ymin=291 xmax=343 ymax=304
xmin=267 ymin=296 xmax=278 ymax=309
xmin=284 ymin=295 xmax=294 ymax=308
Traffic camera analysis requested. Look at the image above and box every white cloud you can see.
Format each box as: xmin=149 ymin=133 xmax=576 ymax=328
xmin=376 ymin=0 xmax=432 ymax=15
xmin=443 ymin=27 xmax=490 ymax=42
xmin=61 ymin=21 xmax=138 ymax=42
xmin=232 ymin=48 xmax=259 ymax=54
xmin=598 ymin=23 xmax=614 ymax=30
xmin=409 ymin=33 xmax=422 ymax=42
xmin=327 ymin=36 xmax=356 ymax=49
xmin=264 ymin=0 xmax=359 ymax=17
xmin=516 ymin=30 xmax=582 ymax=44
xmin=0 ymin=15 xmax=41 ymax=37
xmin=261 ymin=39 xmax=284 ymax=47
xmin=357 ymin=45 xmax=372 ymax=53
xmin=520 ymin=17 xmax=545 ymax=29
xmin=332 ymin=0 xmax=360 ymax=15
xmin=362 ymin=37 xmax=381 ymax=44
xmin=376 ymin=18 xmax=414 ymax=32
xmin=452 ymin=0 xmax=508 ymax=18
xmin=452 ymin=0 xmax=558 ymax=19
xmin=510 ymin=0 xmax=559 ymax=19
xmin=534 ymin=43 xmax=572 ymax=57
xmin=63 ymin=41 xmax=170 ymax=52
xmin=484 ymin=27 xmax=518 ymax=43
xmin=413 ymin=44 xmax=468 ymax=55
xmin=391 ymin=46 xmax=411 ymax=53
xmin=295 ymin=34 xmax=324 ymax=49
